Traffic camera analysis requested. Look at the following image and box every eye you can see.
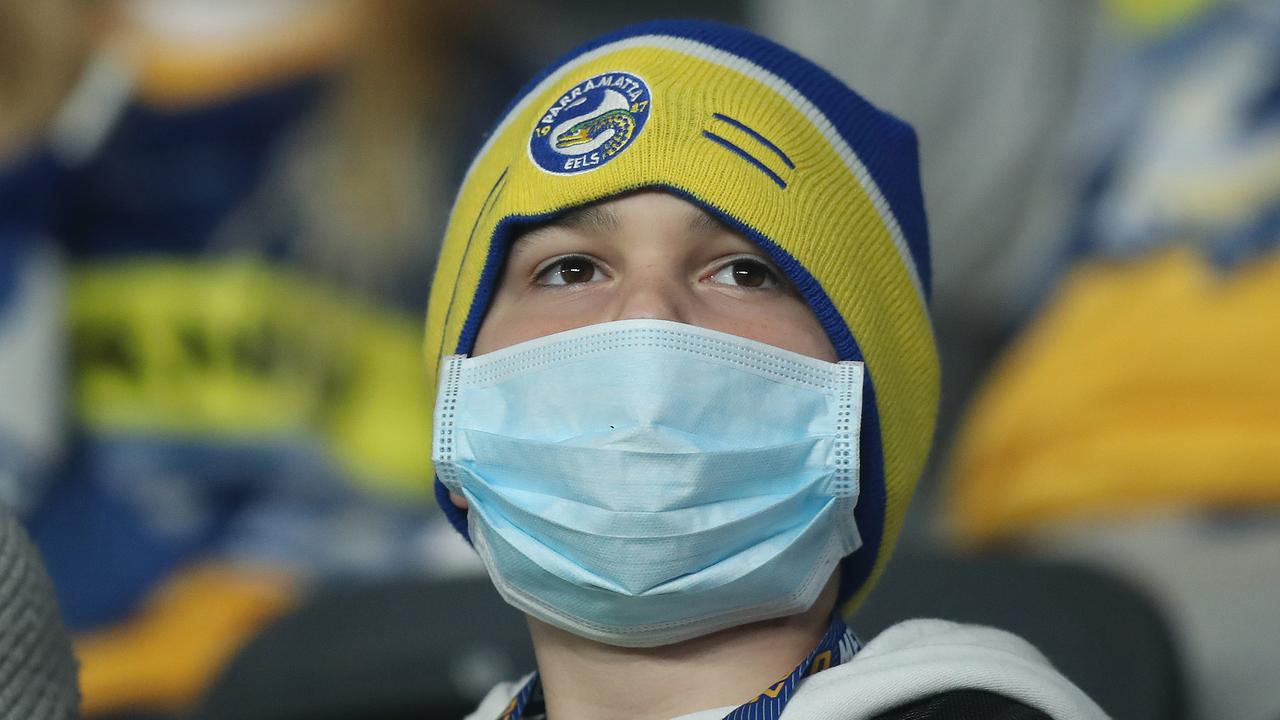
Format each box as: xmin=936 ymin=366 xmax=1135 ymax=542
xmin=534 ymin=255 xmax=605 ymax=286
xmin=708 ymin=258 xmax=780 ymax=289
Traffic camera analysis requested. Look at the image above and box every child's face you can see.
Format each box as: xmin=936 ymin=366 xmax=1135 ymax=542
xmin=448 ymin=191 xmax=839 ymax=511
xmin=471 ymin=190 xmax=838 ymax=361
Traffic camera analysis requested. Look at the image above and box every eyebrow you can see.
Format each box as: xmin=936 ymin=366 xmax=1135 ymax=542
xmin=687 ymin=208 xmax=728 ymax=236
xmin=513 ymin=199 xmax=734 ymax=260
xmin=546 ymin=204 xmax=620 ymax=234
xmin=527 ymin=201 xmax=728 ymax=237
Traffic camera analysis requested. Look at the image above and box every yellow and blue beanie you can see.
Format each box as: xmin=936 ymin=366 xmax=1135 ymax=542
xmin=424 ymin=20 xmax=939 ymax=616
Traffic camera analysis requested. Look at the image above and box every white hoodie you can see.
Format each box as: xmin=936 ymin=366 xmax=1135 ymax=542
xmin=466 ymin=619 xmax=1109 ymax=720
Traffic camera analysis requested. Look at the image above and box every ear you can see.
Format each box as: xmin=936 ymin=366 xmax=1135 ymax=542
xmin=449 ymin=491 xmax=469 ymax=510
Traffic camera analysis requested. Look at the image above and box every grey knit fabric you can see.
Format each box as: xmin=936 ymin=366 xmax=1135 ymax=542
xmin=0 ymin=503 xmax=79 ymax=719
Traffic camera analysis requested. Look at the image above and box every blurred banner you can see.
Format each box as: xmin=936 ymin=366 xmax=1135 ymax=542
xmin=2 ymin=0 xmax=514 ymax=714
xmin=946 ymin=0 xmax=1280 ymax=566
xmin=941 ymin=3 xmax=1280 ymax=720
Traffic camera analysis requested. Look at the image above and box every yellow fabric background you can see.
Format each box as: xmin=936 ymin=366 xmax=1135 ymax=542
xmin=948 ymin=248 xmax=1280 ymax=542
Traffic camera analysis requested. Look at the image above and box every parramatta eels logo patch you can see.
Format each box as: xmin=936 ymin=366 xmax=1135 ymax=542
xmin=530 ymin=71 xmax=650 ymax=175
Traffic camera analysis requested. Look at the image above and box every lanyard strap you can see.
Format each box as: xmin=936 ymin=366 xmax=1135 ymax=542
xmin=499 ymin=614 xmax=861 ymax=720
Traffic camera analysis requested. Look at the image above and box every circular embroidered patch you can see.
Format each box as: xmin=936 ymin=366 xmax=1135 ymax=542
xmin=529 ymin=71 xmax=651 ymax=175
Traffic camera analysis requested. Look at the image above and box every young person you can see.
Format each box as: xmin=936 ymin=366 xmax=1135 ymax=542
xmin=424 ymin=20 xmax=1107 ymax=720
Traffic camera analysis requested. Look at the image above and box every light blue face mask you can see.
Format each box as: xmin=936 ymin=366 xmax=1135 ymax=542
xmin=433 ymin=319 xmax=863 ymax=647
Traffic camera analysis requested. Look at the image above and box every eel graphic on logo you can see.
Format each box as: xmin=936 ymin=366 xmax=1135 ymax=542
xmin=530 ymin=71 xmax=651 ymax=175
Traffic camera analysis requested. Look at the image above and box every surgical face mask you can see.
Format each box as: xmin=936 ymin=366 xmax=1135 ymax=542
xmin=433 ymin=319 xmax=863 ymax=647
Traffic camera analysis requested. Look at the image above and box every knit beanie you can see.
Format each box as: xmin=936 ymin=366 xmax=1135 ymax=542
xmin=424 ymin=19 xmax=938 ymax=616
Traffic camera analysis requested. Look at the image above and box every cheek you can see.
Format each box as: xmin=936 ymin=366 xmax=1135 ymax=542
xmin=709 ymin=302 xmax=838 ymax=362
xmin=758 ymin=323 xmax=837 ymax=361
xmin=471 ymin=298 xmax=593 ymax=355
xmin=470 ymin=309 xmax=517 ymax=355
xmin=471 ymin=309 xmax=541 ymax=355
xmin=788 ymin=313 xmax=840 ymax=361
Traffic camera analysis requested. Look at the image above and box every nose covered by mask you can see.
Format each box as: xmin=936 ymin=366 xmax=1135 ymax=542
xmin=433 ymin=319 xmax=864 ymax=647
